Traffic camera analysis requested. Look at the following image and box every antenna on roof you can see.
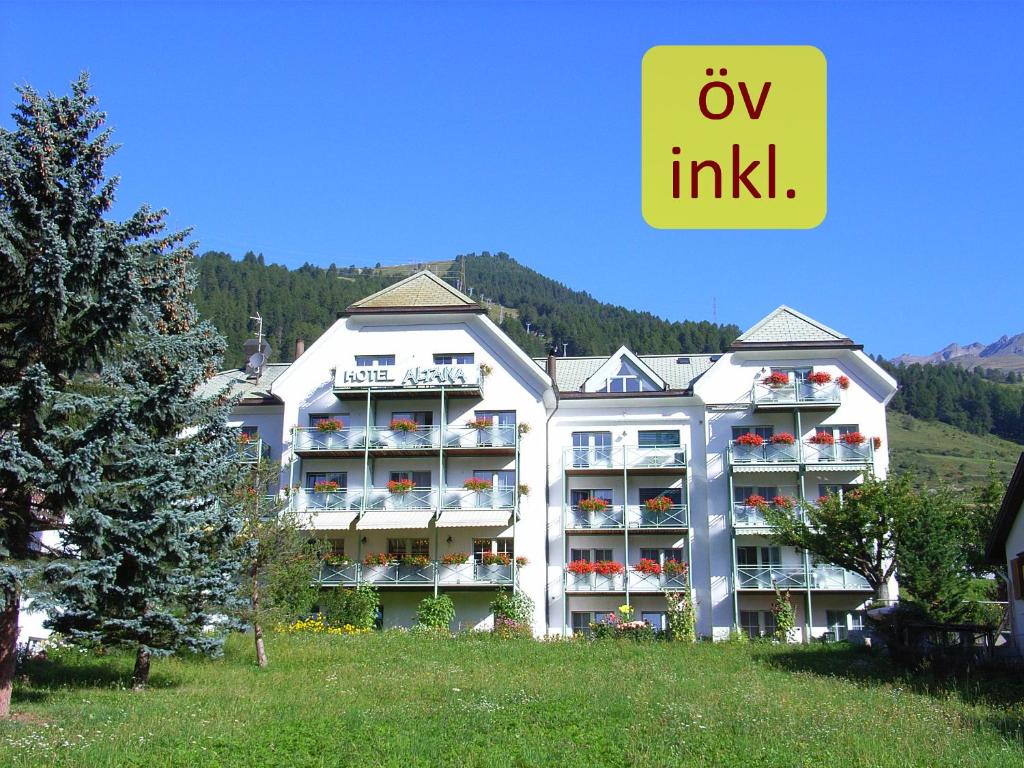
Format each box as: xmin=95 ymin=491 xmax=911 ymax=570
xmin=561 ymin=342 xmax=569 ymax=357
xmin=244 ymin=312 xmax=272 ymax=382
xmin=712 ymin=297 xmax=717 ymax=324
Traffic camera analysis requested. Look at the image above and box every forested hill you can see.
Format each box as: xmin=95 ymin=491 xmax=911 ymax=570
xmin=192 ymin=251 xmax=741 ymax=368
xmin=880 ymin=358 xmax=1024 ymax=445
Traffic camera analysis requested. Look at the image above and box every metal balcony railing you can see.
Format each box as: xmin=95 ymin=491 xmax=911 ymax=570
xmin=567 ymin=504 xmax=625 ymax=529
xmin=442 ymin=488 xmax=515 ymax=510
xmin=728 ymin=439 xmax=874 ymax=467
xmin=237 ymin=439 xmax=267 ymax=463
xmin=566 ymin=503 xmax=689 ymax=530
xmin=751 ymin=381 xmax=842 ymax=408
xmin=294 ymin=424 xmax=519 ymax=453
xmin=809 ymin=566 xmax=872 ymax=590
xmin=363 ymin=487 xmax=437 ymax=510
xmin=628 ymin=504 xmax=689 ymax=528
xmin=317 ymin=560 xmax=516 ymax=587
xmin=736 ymin=565 xmax=808 ymax=590
xmin=564 ymin=570 xmax=691 ymax=592
xmin=562 ymin=446 xmax=686 ymax=471
xmin=444 ymin=424 xmax=517 ymax=449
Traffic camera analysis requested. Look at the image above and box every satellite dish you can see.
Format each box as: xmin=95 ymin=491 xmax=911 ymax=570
xmin=245 ymin=351 xmax=267 ymax=379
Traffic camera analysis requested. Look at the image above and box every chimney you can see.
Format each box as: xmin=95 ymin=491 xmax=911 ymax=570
xmin=546 ymin=347 xmax=558 ymax=389
xmin=295 ymin=338 xmax=305 ymax=359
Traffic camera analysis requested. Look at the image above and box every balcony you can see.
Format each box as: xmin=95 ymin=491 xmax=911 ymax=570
xmin=564 ymin=570 xmax=690 ymax=593
xmin=237 ymin=438 xmax=268 ymax=463
xmin=732 ymin=502 xmax=778 ymax=529
xmin=728 ymin=439 xmax=874 ymax=470
xmin=735 ymin=565 xmax=871 ymax=591
xmin=317 ymin=560 xmax=516 ymax=588
xmin=751 ymin=381 xmax=842 ymax=411
xmin=292 ymin=424 xmax=517 ymax=457
xmin=565 ymin=504 xmax=689 ymax=531
xmin=562 ymin=446 xmax=686 ymax=476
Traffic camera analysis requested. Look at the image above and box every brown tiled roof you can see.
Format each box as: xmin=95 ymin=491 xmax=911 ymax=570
xmin=346 ymin=270 xmax=480 ymax=313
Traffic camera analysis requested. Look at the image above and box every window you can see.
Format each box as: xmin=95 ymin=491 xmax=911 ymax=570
xmin=825 ymin=610 xmax=847 ymax=640
xmin=736 ymin=546 xmax=780 ymax=567
xmin=390 ymin=470 xmax=431 ymax=488
xmin=641 ymin=612 xmax=667 ymax=631
xmin=388 ymin=538 xmax=429 ymax=558
xmin=639 ymin=487 xmax=682 ymax=505
xmin=433 ymin=353 xmax=474 ymax=365
xmin=473 ymin=538 xmax=514 ymax=561
xmin=599 ymin=358 xmax=659 ymax=393
xmin=733 ymin=485 xmax=779 ymax=502
xmin=355 ymin=354 xmax=395 ymax=367
xmin=570 ymin=548 xmax=613 ymax=563
xmin=327 ymin=540 xmax=345 ymax=557
xmin=391 ymin=410 xmax=433 ymax=426
xmin=305 ymin=472 xmax=346 ymax=490
xmin=638 ymin=430 xmax=680 ymax=448
xmin=639 ymin=547 xmax=685 ymax=564
xmin=740 ymin=610 xmax=777 ymax=639
xmin=309 ymin=413 xmax=349 ymax=429
xmin=571 ymin=612 xmax=592 ymax=635
xmin=570 ymin=489 xmax=613 ymax=507
xmin=732 ymin=425 xmax=774 ymax=440
xmin=571 ymin=431 xmax=613 ymax=467
xmin=240 ymin=425 xmax=259 ymax=439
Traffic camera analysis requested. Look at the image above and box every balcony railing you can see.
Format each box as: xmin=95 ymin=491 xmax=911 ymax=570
xmin=563 ymin=446 xmax=686 ymax=471
xmin=751 ymin=381 xmax=842 ymax=408
xmin=735 ymin=565 xmax=871 ymax=590
xmin=566 ymin=504 xmax=689 ymax=530
xmin=564 ymin=570 xmax=690 ymax=592
xmin=728 ymin=439 xmax=874 ymax=467
xmin=293 ymin=424 xmax=518 ymax=453
xmin=237 ymin=439 xmax=267 ymax=463
xmin=732 ymin=502 xmax=774 ymax=527
xmin=364 ymin=487 xmax=437 ymax=510
xmin=442 ymin=488 xmax=515 ymax=510
xmin=318 ymin=560 xmax=516 ymax=587
xmin=736 ymin=565 xmax=808 ymax=589
xmin=293 ymin=489 xmax=363 ymax=512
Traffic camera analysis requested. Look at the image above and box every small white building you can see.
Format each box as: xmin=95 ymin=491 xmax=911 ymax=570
xmin=208 ymin=271 xmax=899 ymax=639
xmin=986 ymin=452 xmax=1024 ymax=657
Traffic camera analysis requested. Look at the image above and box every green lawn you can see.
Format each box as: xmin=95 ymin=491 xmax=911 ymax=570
xmin=2 ymin=632 xmax=1023 ymax=767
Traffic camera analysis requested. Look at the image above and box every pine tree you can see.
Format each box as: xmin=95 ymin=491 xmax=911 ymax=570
xmin=0 ymin=75 xmax=153 ymax=716
xmin=43 ymin=197 xmax=244 ymax=690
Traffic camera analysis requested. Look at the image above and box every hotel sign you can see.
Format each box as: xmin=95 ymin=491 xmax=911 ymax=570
xmin=334 ymin=364 xmax=480 ymax=390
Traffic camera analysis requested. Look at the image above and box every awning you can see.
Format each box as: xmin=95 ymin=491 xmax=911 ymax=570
xmin=731 ymin=464 xmax=800 ymax=474
xmin=303 ymin=511 xmax=359 ymax=531
xmin=357 ymin=510 xmax=434 ymax=529
xmin=436 ymin=510 xmax=513 ymax=528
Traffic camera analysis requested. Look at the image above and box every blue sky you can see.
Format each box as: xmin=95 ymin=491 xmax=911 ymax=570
xmin=2 ymin=1 xmax=1021 ymax=357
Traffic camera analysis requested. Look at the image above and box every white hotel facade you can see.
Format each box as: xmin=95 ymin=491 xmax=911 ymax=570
xmin=216 ymin=271 xmax=898 ymax=640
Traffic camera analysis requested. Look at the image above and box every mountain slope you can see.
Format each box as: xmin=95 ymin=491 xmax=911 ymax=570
xmin=193 ymin=251 xmax=741 ymax=367
xmin=894 ymin=333 xmax=1024 ymax=372
xmin=887 ymin=412 xmax=1020 ymax=487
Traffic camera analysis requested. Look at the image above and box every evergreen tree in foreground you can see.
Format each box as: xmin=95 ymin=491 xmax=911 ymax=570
xmin=0 ymin=75 xmax=152 ymax=715
xmin=44 ymin=225 xmax=243 ymax=688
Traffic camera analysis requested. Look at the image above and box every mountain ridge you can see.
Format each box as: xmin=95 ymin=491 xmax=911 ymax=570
xmin=894 ymin=333 xmax=1024 ymax=372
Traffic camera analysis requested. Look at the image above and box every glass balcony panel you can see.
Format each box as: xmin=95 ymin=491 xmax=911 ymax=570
xmin=364 ymin=487 xmax=437 ymax=510
xmin=318 ymin=562 xmax=359 ymax=585
xmin=567 ymin=446 xmax=617 ymax=470
xmin=736 ymin=565 xmax=808 ymax=589
xmin=809 ymin=566 xmax=871 ymax=590
xmin=625 ymin=446 xmax=686 ymax=469
xmin=443 ymin=488 xmax=515 ymax=510
xmin=294 ymin=489 xmax=362 ymax=512
xmin=568 ymin=504 xmax=625 ymax=529
xmin=367 ymin=426 xmax=441 ymax=450
xmin=294 ymin=428 xmax=367 ymax=452
xmin=628 ymin=504 xmax=689 ymax=528
xmin=803 ymin=441 xmax=873 ymax=464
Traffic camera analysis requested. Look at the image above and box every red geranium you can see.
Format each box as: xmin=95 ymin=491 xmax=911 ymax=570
xmin=837 ymin=375 xmax=851 ymax=390
xmin=770 ymin=432 xmax=796 ymax=445
xmin=744 ymin=494 xmax=768 ymax=508
xmin=664 ymin=560 xmax=689 ymax=577
xmin=463 ymin=477 xmax=493 ymax=492
xmin=386 ymin=478 xmax=414 ymax=494
xmin=735 ymin=432 xmax=765 ymax=447
xmin=809 ymin=432 xmax=835 ymax=445
xmin=481 ymin=552 xmax=511 ymax=566
xmin=807 ymin=371 xmax=833 ymax=385
xmin=593 ymin=560 xmax=624 ymax=576
xmin=872 ymin=436 xmax=882 ymax=450
xmin=772 ymin=495 xmax=794 ymax=509
xmin=762 ymin=372 xmax=790 ymax=387
xmin=644 ymin=495 xmax=673 ymax=513
xmin=633 ymin=558 xmax=662 ymax=575
xmin=842 ymin=431 xmax=866 ymax=445
xmin=567 ymin=559 xmax=594 ymax=575
xmin=389 ymin=418 xmax=419 ymax=432
xmin=313 ymin=480 xmax=340 ymax=493
xmin=578 ymin=497 xmax=610 ymax=512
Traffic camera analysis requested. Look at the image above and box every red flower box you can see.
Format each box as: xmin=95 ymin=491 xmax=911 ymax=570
xmin=389 ymin=418 xmax=419 ymax=433
xmin=386 ymin=479 xmax=414 ymax=494
xmin=770 ymin=432 xmax=796 ymax=445
xmin=463 ymin=477 xmax=493 ymax=492
xmin=515 ymin=556 xmax=529 ymax=567
xmin=441 ymin=552 xmax=469 ymax=565
xmin=872 ymin=436 xmax=882 ymax=450
xmin=577 ymin=497 xmax=610 ymax=512
xmin=481 ymin=552 xmax=511 ymax=566
xmin=633 ymin=558 xmax=662 ymax=576
xmin=744 ymin=494 xmax=768 ymax=508
xmin=315 ymin=418 xmax=344 ymax=433
xmin=643 ymin=495 xmax=673 ymax=513
xmin=664 ymin=559 xmax=689 ymax=577
xmin=567 ymin=559 xmax=594 ymax=575
xmin=809 ymin=432 xmax=835 ymax=445
xmin=837 ymin=375 xmax=851 ymax=390
xmin=772 ymin=495 xmax=794 ymax=509
xmin=762 ymin=372 xmax=790 ymax=387
xmin=735 ymin=433 xmax=765 ymax=447
xmin=807 ymin=371 xmax=833 ymax=385
xmin=841 ymin=431 xmax=866 ymax=445
xmin=363 ymin=552 xmax=392 ymax=567
xmin=313 ymin=480 xmax=340 ymax=493
xmin=593 ymin=560 xmax=625 ymax=576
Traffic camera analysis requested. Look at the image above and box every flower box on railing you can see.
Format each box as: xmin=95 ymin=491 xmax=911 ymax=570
xmin=735 ymin=432 xmax=765 ymax=447
xmin=441 ymin=552 xmax=469 ymax=565
xmin=481 ymin=552 xmax=511 ymax=567
xmin=807 ymin=371 xmax=833 ymax=385
xmin=401 ymin=555 xmax=431 ymax=569
xmin=315 ymin=418 xmax=344 ymax=433
xmin=633 ymin=558 xmax=662 ymax=576
xmin=567 ymin=559 xmax=594 ymax=576
xmin=313 ymin=481 xmax=341 ymax=493
xmin=577 ymin=497 xmax=610 ymax=513
xmin=466 ymin=417 xmax=494 ymax=430
xmin=808 ymin=432 xmax=835 ymax=445
xmin=363 ymin=553 xmax=392 ymax=567
xmin=463 ymin=478 xmax=493 ymax=492
xmin=664 ymin=559 xmax=688 ymax=578
xmin=762 ymin=372 xmax=790 ymax=388
xmin=841 ymin=431 xmax=866 ymax=445
xmin=771 ymin=432 xmax=796 ymax=445
xmin=389 ymin=418 xmax=419 ymax=433
xmin=643 ymin=495 xmax=674 ymax=513
xmin=386 ymin=479 xmax=414 ymax=494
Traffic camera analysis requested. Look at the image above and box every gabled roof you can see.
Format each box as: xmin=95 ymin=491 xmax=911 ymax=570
xmin=535 ymin=353 xmax=716 ymax=393
xmin=344 ymin=270 xmax=482 ymax=314
xmin=581 ymin=346 xmax=666 ymax=393
xmin=196 ymin=363 xmax=288 ymax=404
xmin=986 ymin=452 xmax=1024 ymax=562
xmin=731 ymin=306 xmax=856 ymax=349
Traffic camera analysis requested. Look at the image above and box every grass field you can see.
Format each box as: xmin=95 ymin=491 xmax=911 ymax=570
xmin=2 ymin=632 xmax=1023 ymax=767
xmin=887 ymin=412 xmax=1021 ymax=487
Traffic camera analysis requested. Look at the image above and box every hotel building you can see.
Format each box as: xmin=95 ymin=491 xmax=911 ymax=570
xmin=212 ymin=270 xmax=898 ymax=640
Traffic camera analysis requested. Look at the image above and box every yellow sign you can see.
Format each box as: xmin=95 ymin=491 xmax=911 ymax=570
xmin=642 ymin=45 xmax=826 ymax=229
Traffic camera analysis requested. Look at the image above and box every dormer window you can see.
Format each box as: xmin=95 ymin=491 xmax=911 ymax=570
xmin=600 ymin=359 xmax=659 ymax=393
xmin=355 ymin=354 xmax=395 ymax=367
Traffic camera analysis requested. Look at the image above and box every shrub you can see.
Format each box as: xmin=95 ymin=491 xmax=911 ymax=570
xmin=490 ymin=590 xmax=534 ymax=626
xmin=665 ymin=591 xmax=695 ymax=642
xmin=771 ymin=587 xmax=796 ymax=641
xmin=315 ymin=584 xmax=380 ymax=630
xmin=416 ymin=594 xmax=455 ymax=631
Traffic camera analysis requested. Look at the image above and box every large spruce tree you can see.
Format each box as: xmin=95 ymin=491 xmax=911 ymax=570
xmin=0 ymin=74 xmax=240 ymax=707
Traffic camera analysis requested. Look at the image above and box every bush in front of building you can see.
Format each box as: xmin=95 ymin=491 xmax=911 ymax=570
xmin=316 ymin=585 xmax=380 ymax=630
xmin=490 ymin=590 xmax=534 ymax=637
xmin=665 ymin=591 xmax=696 ymax=642
xmin=415 ymin=594 xmax=456 ymax=632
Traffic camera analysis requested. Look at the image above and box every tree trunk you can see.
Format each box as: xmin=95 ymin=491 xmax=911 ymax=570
xmin=254 ymin=622 xmax=267 ymax=668
xmin=132 ymin=646 xmax=151 ymax=691
xmin=875 ymin=580 xmax=893 ymax=603
xmin=0 ymin=592 xmax=19 ymax=718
